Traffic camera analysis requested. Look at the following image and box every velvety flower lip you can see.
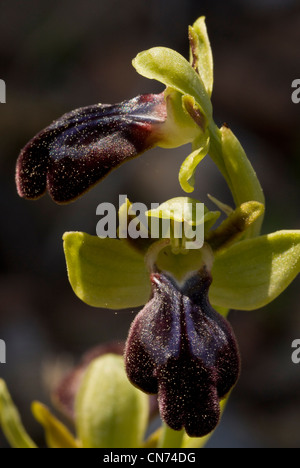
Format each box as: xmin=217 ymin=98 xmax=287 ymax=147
xmin=16 ymin=93 xmax=167 ymax=204
xmin=125 ymin=268 xmax=240 ymax=438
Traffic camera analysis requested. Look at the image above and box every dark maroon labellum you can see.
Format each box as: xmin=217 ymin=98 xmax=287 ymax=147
xmin=124 ymin=269 xmax=240 ymax=438
xmin=16 ymin=93 xmax=166 ymax=203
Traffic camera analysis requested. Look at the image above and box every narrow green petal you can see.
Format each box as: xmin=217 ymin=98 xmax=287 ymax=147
xmin=210 ymin=230 xmax=300 ymax=310
xmin=179 ymin=134 xmax=210 ymax=193
xmin=207 ymin=194 xmax=233 ymax=216
xmin=189 ymin=16 xmax=213 ymax=96
xmin=133 ymin=47 xmax=212 ymax=118
xmin=0 ymin=379 xmax=37 ymax=448
xmin=63 ymin=232 xmax=150 ymax=310
xmin=75 ymin=354 xmax=149 ymax=448
xmin=32 ymin=402 xmax=80 ymax=448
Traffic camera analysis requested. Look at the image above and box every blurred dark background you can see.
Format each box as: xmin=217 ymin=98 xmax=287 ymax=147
xmin=0 ymin=0 xmax=299 ymax=448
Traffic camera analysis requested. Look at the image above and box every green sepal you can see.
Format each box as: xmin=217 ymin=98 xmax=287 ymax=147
xmin=32 ymin=401 xmax=80 ymax=448
xmin=132 ymin=46 xmax=212 ymax=118
xmin=63 ymin=232 xmax=150 ymax=310
xmin=210 ymin=230 xmax=300 ymax=310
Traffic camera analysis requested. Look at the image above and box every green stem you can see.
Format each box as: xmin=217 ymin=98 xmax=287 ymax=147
xmin=157 ymin=423 xmax=185 ymax=448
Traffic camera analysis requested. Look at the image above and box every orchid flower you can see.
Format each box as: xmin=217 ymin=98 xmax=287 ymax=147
xmin=7 ymin=16 xmax=300 ymax=448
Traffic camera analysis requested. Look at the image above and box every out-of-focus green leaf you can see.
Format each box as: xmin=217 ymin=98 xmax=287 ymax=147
xmin=75 ymin=354 xmax=149 ymax=448
xmin=0 ymin=379 xmax=37 ymax=448
xmin=32 ymin=401 xmax=80 ymax=448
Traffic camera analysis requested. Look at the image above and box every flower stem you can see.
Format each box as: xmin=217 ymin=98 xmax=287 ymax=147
xmin=157 ymin=423 xmax=185 ymax=448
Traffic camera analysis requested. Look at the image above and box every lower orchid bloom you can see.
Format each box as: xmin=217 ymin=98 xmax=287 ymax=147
xmin=125 ymin=261 xmax=240 ymax=437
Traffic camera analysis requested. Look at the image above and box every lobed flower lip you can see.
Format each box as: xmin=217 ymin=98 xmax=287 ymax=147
xmin=125 ymin=268 xmax=240 ymax=438
xmin=16 ymin=93 xmax=167 ymax=204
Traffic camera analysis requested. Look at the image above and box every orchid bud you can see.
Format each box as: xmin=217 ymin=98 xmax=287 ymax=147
xmin=75 ymin=354 xmax=149 ymax=448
